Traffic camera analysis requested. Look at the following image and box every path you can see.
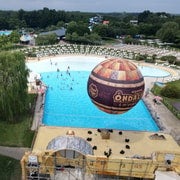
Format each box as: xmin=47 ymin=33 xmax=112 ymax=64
xmin=0 ymin=146 xmax=30 ymax=160
xmin=31 ymin=93 xmax=44 ymax=131
xmin=143 ymin=76 xmax=180 ymax=145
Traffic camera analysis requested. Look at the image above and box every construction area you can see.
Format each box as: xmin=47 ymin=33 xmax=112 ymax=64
xmin=21 ymin=126 xmax=180 ymax=180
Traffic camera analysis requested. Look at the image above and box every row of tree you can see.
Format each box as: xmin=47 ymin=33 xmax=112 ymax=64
xmin=0 ymin=8 xmax=180 ymax=46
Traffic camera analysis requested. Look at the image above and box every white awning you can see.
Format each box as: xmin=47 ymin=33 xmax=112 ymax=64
xmin=27 ymin=71 xmax=41 ymax=83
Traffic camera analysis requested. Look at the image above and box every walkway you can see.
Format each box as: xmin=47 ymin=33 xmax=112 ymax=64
xmin=0 ymin=146 xmax=30 ymax=160
xmin=31 ymin=93 xmax=44 ymax=131
xmin=143 ymin=76 xmax=180 ymax=145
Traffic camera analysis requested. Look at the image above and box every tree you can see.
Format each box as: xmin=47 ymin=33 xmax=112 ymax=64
xmin=161 ymin=84 xmax=180 ymax=98
xmin=9 ymin=30 xmax=20 ymax=43
xmin=93 ymin=24 xmax=109 ymax=37
xmin=156 ymin=22 xmax=179 ymax=43
xmin=160 ymin=55 xmax=177 ymax=64
xmin=0 ymin=51 xmax=29 ymax=122
xmin=138 ymin=23 xmax=159 ymax=36
xmin=66 ymin=21 xmax=90 ymax=36
xmin=36 ymin=33 xmax=58 ymax=45
xmin=138 ymin=10 xmax=152 ymax=23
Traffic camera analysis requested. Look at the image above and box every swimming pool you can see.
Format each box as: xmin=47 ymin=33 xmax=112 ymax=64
xmin=0 ymin=30 xmax=12 ymax=36
xmin=27 ymin=56 xmax=169 ymax=131
xmin=138 ymin=66 xmax=170 ymax=77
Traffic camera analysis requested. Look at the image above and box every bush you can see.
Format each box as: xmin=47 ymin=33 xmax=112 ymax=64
xmin=135 ymin=54 xmax=148 ymax=61
xmin=151 ymin=84 xmax=162 ymax=95
xmin=160 ymin=55 xmax=177 ymax=64
xmin=36 ymin=33 xmax=58 ymax=45
xmin=161 ymin=84 xmax=180 ymax=98
xmin=145 ymin=58 xmax=156 ymax=63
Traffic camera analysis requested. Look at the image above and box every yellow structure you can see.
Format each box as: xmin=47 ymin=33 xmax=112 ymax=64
xmin=21 ymin=126 xmax=180 ymax=179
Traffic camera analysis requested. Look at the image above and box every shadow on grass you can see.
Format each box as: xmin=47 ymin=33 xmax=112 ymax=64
xmin=0 ymin=155 xmax=21 ymax=180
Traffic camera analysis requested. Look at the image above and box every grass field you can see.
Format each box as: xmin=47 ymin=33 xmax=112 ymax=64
xmin=0 ymin=94 xmax=36 ymax=179
xmin=0 ymin=117 xmax=34 ymax=147
xmin=0 ymin=94 xmax=36 ymax=147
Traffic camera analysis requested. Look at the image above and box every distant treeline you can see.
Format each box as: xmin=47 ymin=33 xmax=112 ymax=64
xmin=0 ymin=8 xmax=179 ymax=46
xmin=0 ymin=8 xmax=178 ymax=30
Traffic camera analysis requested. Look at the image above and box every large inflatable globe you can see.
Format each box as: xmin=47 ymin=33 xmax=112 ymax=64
xmin=87 ymin=58 xmax=145 ymax=114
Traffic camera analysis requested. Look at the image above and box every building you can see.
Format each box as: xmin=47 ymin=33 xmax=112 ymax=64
xmin=130 ymin=20 xmax=138 ymax=26
xmin=103 ymin=20 xmax=110 ymax=25
xmin=20 ymin=34 xmax=35 ymax=45
xmin=40 ymin=27 xmax=66 ymax=40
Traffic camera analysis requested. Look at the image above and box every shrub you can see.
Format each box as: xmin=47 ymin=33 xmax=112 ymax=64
xmin=160 ymin=55 xmax=177 ymax=64
xmin=161 ymin=84 xmax=180 ymax=98
xmin=135 ymin=54 xmax=148 ymax=61
xmin=145 ymin=58 xmax=156 ymax=63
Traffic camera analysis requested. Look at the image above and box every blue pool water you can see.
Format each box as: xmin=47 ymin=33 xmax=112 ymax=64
xmin=155 ymin=82 xmax=165 ymax=87
xmin=0 ymin=30 xmax=12 ymax=36
xmin=41 ymin=70 xmax=159 ymax=131
xmin=138 ymin=66 xmax=170 ymax=77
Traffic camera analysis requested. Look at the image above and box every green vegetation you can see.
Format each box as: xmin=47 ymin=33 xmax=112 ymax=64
xmin=152 ymin=80 xmax=180 ymax=119
xmin=160 ymin=55 xmax=177 ymax=64
xmin=0 ymin=51 xmax=29 ymax=123
xmin=161 ymin=84 xmax=180 ymax=98
xmin=36 ymin=33 xmax=58 ymax=45
xmin=0 ymin=31 xmax=20 ymax=51
xmin=156 ymin=21 xmax=179 ymax=44
xmin=0 ymin=93 xmax=36 ymax=147
xmin=0 ymin=117 xmax=34 ymax=147
xmin=0 ymin=9 xmax=180 ymax=47
xmin=0 ymin=155 xmax=21 ymax=180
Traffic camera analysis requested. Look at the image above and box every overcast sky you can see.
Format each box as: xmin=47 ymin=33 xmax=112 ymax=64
xmin=1 ymin=0 xmax=180 ymax=14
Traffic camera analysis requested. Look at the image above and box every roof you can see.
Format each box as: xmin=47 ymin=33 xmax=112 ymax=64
xmin=40 ymin=27 xmax=66 ymax=37
xmin=103 ymin=21 xmax=110 ymax=25
xmin=20 ymin=34 xmax=33 ymax=42
xmin=46 ymin=135 xmax=93 ymax=156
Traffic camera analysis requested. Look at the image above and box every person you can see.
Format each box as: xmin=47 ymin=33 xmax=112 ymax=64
xmin=153 ymin=98 xmax=157 ymax=105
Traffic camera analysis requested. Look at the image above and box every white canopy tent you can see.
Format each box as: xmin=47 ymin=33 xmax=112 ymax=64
xmin=27 ymin=71 xmax=41 ymax=83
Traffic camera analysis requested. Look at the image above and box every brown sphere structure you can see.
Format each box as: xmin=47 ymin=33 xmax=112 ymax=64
xmin=87 ymin=58 xmax=145 ymax=114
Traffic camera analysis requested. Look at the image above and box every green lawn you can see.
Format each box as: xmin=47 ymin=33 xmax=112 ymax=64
xmin=0 ymin=117 xmax=34 ymax=147
xmin=0 ymin=155 xmax=21 ymax=180
xmin=0 ymin=94 xmax=36 ymax=147
xmin=0 ymin=94 xmax=36 ymax=179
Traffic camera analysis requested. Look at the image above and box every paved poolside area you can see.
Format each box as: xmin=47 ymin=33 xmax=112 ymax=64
xmin=143 ymin=84 xmax=180 ymax=144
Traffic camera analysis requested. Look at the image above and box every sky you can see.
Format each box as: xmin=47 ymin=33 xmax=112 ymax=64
xmin=0 ymin=0 xmax=180 ymax=14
